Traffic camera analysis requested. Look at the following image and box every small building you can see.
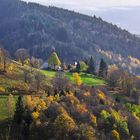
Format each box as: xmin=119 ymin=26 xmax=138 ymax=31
xmin=40 ymin=62 xmax=48 ymax=70
xmin=41 ymin=62 xmax=62 ymax=71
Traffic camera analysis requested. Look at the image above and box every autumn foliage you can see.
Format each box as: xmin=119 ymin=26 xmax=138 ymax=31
xmin=73 ymin=72 xmax=82 ymax=86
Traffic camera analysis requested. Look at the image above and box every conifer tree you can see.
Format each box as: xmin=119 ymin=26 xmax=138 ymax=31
xmin=87 ymin=56 xmax=95 ymax=74
xmin=76 ymin=61 xmax=81 ymax=73
xmin=98 ymin=58 xmax=108 ymax=78
xmin=14 ymin=96 xmax=24 ymax=124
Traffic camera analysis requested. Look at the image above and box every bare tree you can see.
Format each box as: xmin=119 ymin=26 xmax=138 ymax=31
xmin=6 ymin=94 xmax=15 ymax=118
xmin=34 ymin=71 xmax=44 ymax=92
xmin=53 ymin=72 xmax=71 ymax=94
xmin=119 ymin=71 xmax=135 ymax=96
xmin=0 ymin=47 xmax=9 ymax=72
xmin=22 ymin=69 xmax=33 ymax=84
xmin=30 ymin=56 xmax=43 ymax=72
xmin=15 ymin=48 xmax=29 ymax=66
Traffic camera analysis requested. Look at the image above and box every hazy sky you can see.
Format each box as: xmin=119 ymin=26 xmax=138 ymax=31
xmin=24 ymin=0 xmax=140 ymax=34
xmin=24 ymin=0 xmax=140 ymax=7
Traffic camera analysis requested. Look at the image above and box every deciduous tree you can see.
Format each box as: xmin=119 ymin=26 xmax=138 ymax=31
xmin=34 ymin=71 xmax=44 ymax=92
xmin=53 ymin=71 xmax=71 ymax=94
xmin=73 ymin=72 xmax=82 ymax=86
xmin=0 ymin=47 xmax=9 ymax=72
xmin=30 ymin=56 xmax=43 ymax=70
xmin=6 ymin=94 xmax=15 ymax=118
xmin=48 ymin=51 xmax=61 ymax=70
xmin=80 ymin=61 xmax=88 ymax=72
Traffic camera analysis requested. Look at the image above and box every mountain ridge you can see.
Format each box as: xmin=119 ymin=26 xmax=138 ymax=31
xmin=1 ymin=0 xmax=140 ymax=74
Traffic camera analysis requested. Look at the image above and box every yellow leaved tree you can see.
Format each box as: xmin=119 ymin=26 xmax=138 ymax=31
xmin=24 ymin=96 xmax=47 ymax=111
xmin=73 ymin=72 xmax=82 ymax=86
xmin=48 ymin=51 xmax=61 ymax=70
xmin=32 ymin=111 xmax=39 ymax=121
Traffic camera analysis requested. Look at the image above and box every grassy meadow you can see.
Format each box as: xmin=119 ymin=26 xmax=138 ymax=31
xmin=42 ymin=70 xmax=105 ymax=86
xmin=0 ymin=96 xmax=18 ymax=121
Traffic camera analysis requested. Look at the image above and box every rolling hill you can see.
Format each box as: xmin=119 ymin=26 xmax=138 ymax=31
xmin=1 ymin=0 xmax=140 ymax=74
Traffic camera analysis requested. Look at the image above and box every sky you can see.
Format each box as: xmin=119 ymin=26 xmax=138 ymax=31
xmin=24 ymin=0 xmax=140 ymax=34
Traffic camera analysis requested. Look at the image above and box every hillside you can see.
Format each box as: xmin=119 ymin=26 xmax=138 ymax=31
xmin=0 ymin=58 xmax=105 ymax=120
xmin=0 ymin=59 xmax=105 ymax=93
xmin=1 ymin=0 xmax=140 ymax=74
xmin=0 ymin=59 xmax=140 ymax=139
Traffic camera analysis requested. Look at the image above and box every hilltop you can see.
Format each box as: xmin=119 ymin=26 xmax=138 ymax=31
xmin=1 ymin=0 xmax=140 ymax=74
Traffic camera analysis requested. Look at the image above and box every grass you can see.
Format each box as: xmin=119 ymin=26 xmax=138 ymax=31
xmin=41 ymin=70 xmax=56 ymax=77
xmin=66 ymin=72 xmax=105 ymax=86
xmin=0 ymin=60 xmax=105 ymax=121
xmin=0 ymin=70 xmax=104 ymax=121
xmin=41 ymin=70 xmax=105 ymax=86
xmin=0 ymin=97 xmax=8 ymax=121
xmin=0 ymin=96 xmax=17 ymax=121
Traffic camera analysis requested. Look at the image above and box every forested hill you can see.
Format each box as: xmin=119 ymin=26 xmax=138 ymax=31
xmin=1 ymin=0 xmax=140 ymax=74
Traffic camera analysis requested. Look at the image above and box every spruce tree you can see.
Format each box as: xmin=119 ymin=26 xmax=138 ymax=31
xmin=98 ymin=58 xmax=108 ymax=78
xmin=76 ymin=61 xmax=81 ymax=73
xmin=87 ymin=56 xmax=95 ymax=74
xmin=14 ymin=96 xmax=24 ymax=124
